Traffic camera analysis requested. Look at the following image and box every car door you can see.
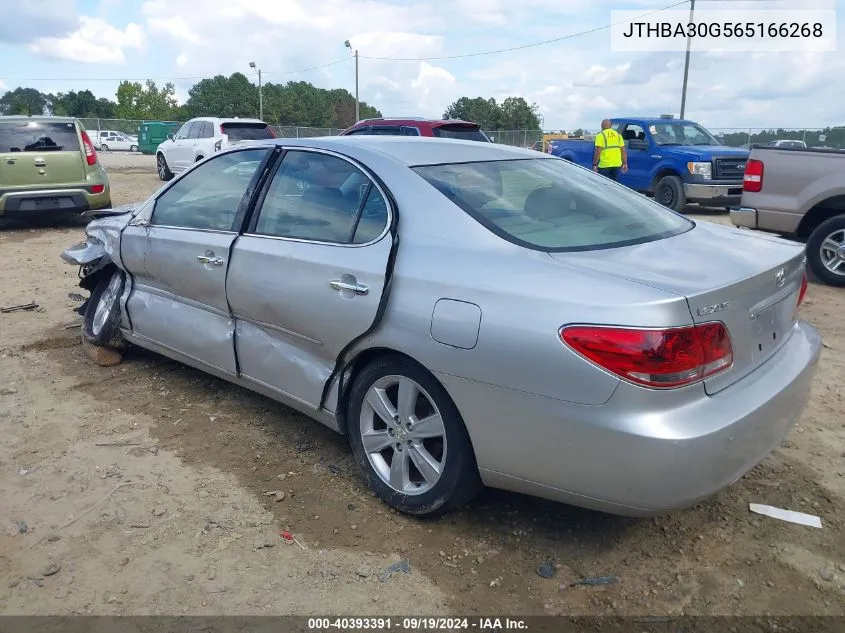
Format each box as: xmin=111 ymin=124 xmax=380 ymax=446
xmin=196 ymin=121 xmax=215 ymax=158
xmin=169 ymin=121 xmax=196 ymax=170
xmin=227 ymin=148 xmax=393 ymax=409
xmin=122 ymin=147 xmax=273 ymax=376
xmin=615 ymin=123 xmax=650 ymax=190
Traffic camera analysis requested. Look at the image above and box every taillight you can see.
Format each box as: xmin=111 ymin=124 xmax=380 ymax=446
xmin=267 ymin=126 xmax=276 ymax=138
xmin=797 ymin=269 xmax=808 ymax=308
xmin=90 ymin=184 xmax=105 ymax=194
xmin=560 ymin=322 xmax=733 ymax=389
xmin=80 ymin=130 xmax=97 ymax=166
xmin=743 ymin=158 xmax=764 ymax=192
xmin=220 ymin=125 xmax=225 ymax=135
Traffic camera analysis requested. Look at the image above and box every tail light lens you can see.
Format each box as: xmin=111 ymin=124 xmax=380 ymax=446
xmin=219 ymin=125 xmax=226 ymax=135
xmin=80 ymin=130 xmax=98 ymax=166
xmin=797 ymin=269 xmax=808 ymax=308
xmin=743 ymin=158 xmax=764 ymax=192
xmin=560 ymin=322 xmax=733 ymax=389
xmin=90 ymin=184 xmax=105 ymax=194
xmin=266 ymin=126 xmax=276 ymax=138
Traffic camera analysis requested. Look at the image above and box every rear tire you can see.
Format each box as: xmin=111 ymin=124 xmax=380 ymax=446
xmin=157 ymin=153 xmax=173 ymax=181
xmin=130 ymin=145 xmax=138 ymax=152
xmin=101 ymin=144 xmax=109 ymax=151
xmin=806 ymin=215 xmax=845 ymax=287
xmin=346 ymin=355 xmax=482 ymax=517
xmin=83 ymin=269 xmax=127 ymax=350
xmin=654 ymin=174 xmax=686 ymax=212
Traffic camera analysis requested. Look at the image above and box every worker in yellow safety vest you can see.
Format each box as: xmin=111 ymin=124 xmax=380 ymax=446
xmin=592 ymin=119 xmax=628 ymax=181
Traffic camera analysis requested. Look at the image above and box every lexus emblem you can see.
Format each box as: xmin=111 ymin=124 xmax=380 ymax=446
xmin=775 ymin=268 xmax=786 ymax=288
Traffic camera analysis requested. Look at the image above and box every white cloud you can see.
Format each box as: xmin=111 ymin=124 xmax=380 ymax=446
xmin=176 ymin=53 xmax=188 ymax=67
xmin=29 ymin=17 xmax=144 ymax=64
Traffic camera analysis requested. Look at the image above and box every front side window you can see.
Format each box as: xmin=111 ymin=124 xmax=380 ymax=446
xmin=652 ymin=122 xmax=718 ymax=147
xmin=175 ymin=122 xmax=192 ymax=140
xmin=414 ymin=158 xmax=692 ymax=251
xmin=151 ymin=148 xmax=270 ymax=231
xmin=254 ymin=150 xmax=388 ymax=244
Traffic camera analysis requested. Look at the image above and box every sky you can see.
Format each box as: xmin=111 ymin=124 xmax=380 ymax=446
xmin=0 ymin=0 xmax=841 ymax=131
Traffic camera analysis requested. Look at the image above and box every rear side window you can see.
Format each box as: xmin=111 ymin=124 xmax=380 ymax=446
xmin=222 ymin=122 xmax=274 ymax=141
xmin=0 ymin=121 xmax=80 ymax=153
xmin=414 ymin=158 xmax=692 ymax=252
xmin=432 ymin=124 xmax=490 ymax=142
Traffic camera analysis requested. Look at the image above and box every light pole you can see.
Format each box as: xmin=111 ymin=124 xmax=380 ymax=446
xmin=344 ymin=40 xmax=359 ymax=122
xmin=679 ymin=0 xmax=696 ymax=119
xmin=249 ymin=61 xmax=263 ymax=121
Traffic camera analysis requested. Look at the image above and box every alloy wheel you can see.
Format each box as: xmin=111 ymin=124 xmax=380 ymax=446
xmin=359 ymin=375 xmax=447 ymax=495
xmin=820 ymin=227 xmax=845 ymax=276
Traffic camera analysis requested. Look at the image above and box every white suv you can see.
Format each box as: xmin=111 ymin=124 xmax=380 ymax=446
xmin=155 ymin=117 xmax=274 ymax=181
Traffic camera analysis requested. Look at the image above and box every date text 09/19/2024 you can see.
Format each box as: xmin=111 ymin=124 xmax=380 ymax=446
xmin=307 ymin=617 xmax=528 ymax=631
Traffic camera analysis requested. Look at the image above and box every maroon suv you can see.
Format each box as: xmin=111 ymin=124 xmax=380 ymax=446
xmin=339 ymin=117 xmax=491 ymax=142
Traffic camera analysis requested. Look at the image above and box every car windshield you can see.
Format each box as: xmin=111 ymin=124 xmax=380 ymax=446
xmin=221 ymin=122 xmax=274 ymax=142
xmin=414 ymin=158 xmax=693 ymax=252
xmin=651 ymin=122 xmax=719 ymax=146
xmin=0 ymin=121 xmax=80 ymax=153
xmin=433 ymin=124 xmax=490 ymax=142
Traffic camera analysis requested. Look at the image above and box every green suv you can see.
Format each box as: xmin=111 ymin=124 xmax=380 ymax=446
xmin=0 ymin=116 xmax=111 ymax=221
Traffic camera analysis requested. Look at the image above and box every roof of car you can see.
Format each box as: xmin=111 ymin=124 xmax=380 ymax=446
xmin=248 ymin=135 xmax=548 ymax=167
xmin=353 ymin=118 xmax=478 ymax=127
xmin=190 ymin=117 xmax=266 ymax=124
xmin=0 ymin=115 xmax=78 ymax=123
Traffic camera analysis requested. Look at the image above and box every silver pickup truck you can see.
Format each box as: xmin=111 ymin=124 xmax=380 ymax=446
xmin=731 ymin=145 xmax=845 ymax=287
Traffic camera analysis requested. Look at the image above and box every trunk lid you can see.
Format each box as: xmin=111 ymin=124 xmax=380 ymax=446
xmin=0 ymin=120 xmax=86 ymax=187
xmin=550 ymin=222 xmax=806 ymax=394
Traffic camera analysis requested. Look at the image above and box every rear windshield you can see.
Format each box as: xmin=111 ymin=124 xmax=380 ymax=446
xmin=0 ymin=121 xmax=80 ymax=153
xmin=221 ymin=122 xmax=274 ymax=142
xmin=433 ymin=124 xmax=490 ymax=142
xmin=413 ymin=158 xmax=693 ymax=252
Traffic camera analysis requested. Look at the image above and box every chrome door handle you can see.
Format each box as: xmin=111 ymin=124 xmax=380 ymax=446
xmin=197 ymin=254 xmax=224 ymax=266
xmin=33 ymin=158 xmax=46 ymax=167
xmin=330 ymin=280 xmax=369 ymax=295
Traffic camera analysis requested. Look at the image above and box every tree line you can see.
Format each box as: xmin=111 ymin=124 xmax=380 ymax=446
xmin=0 ymin=75 xmax=546 ymax=131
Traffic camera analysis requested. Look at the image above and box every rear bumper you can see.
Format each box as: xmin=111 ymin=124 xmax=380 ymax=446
xmin=730 ymin=206 xmax=758 ymax=229
xmin=0 ymin=187 xmax=111 ymax=217
xmin=684 ymin=182 xmax=743 ymax=206
xmin=439 ymin=320 xmax=822 ymax=516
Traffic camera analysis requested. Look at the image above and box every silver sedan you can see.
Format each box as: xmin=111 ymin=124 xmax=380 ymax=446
xmin=62 ymin=136 xmax=822 ymax=517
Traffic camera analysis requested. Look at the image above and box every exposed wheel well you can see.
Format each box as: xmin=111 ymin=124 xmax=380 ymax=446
xmin=795 ymin=195 xmax=845 ymax=239
xmin=651 ymin=169 xmax=681 ymax=192
xmin=334 ymin=347 xmax=418 ymax=435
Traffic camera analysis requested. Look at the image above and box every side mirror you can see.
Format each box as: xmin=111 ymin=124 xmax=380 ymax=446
xmin=167 ymin=133 xmax=175 ymax=141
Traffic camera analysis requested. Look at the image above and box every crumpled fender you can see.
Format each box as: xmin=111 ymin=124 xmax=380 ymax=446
xmin=60 ymin=239 xmax=107 ymax=266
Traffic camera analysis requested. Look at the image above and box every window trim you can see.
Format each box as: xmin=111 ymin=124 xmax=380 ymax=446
xmin=413 ymin=158 xmax=694 ymax=253
xmin=243 ymin=147 xmax=393 ymax=248
xmin=148 ymin=146 xmax=275 ymax=233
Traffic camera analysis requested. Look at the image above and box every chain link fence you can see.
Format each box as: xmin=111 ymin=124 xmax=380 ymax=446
xmin=72 ymin=119 xmax=845 ymax=150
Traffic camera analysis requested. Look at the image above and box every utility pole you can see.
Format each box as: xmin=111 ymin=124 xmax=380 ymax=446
xmin=345 ymin=40 xmax=359 ymax=122
xmin=249 ymin=61 xmax=263 ymax=121
xmin=679 ymin=0 xmax=695 ymax=119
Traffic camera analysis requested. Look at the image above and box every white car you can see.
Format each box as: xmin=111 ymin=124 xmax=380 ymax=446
xmin=97 ymin=132 xmax=138 ymax=152
xmin=155 ymin=117 xmax=275 ymax=180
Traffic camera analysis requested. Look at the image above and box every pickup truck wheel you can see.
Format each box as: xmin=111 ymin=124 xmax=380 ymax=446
xmin=655 ymin=175 xmax=686 ymax=212
xmin=806 ymin=216 xmax=845 ymax=287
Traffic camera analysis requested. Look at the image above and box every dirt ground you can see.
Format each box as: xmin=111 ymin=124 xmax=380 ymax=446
xmin=1 ymin=152 xmax=843 ymax=617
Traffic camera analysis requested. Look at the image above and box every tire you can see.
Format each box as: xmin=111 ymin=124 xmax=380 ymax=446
xmin=101 ymin=144 xmax=109 ymax=151
xmin=82 ymin=269 xmax=127 ymax=349
xmin=346 ymin=355 xmax=482 ymax=517
xmin=806 ymin=215 xmax=845 ymax=287
xmin=654 ymin=174 xmax=686 ymax=212
xmin=156 ymin=153 xmax=173 ymax=181
xmin=130 ymin=145 xmax=138 ymax=152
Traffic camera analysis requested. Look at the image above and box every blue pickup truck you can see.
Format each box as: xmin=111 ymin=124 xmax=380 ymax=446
xmin=548 ymin=117 xmax=749 ymax=211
